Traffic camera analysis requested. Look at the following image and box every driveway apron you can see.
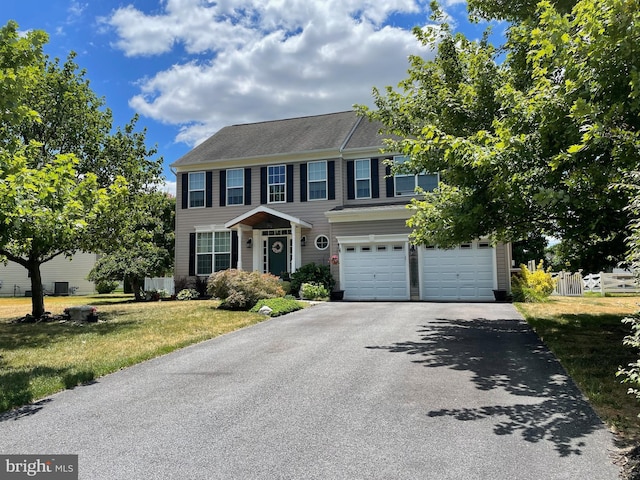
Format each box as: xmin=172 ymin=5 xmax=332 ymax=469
xmin=0 ymin=302 xmax=620 ymax=479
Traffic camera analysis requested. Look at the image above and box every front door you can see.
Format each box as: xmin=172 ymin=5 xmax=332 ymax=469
xmin=268 ymin=237 xmax=288 ymax=277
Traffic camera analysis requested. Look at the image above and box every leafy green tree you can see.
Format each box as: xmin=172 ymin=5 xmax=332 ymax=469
xmin=0 ymin=150 xmax=126 ymax=317
xmin=0 ymin=20 xmax=166 ymax=316
xmin=358 ymin=0 xmax=639 ymax=272
xmin=88 ymin=192 xmax=175 ymax=301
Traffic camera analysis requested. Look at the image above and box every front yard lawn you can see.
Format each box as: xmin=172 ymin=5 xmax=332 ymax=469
xmin=516 ymin=296 xmax=640 ymax=440
xmin=0 ymin=295 xmax=266 ymax=413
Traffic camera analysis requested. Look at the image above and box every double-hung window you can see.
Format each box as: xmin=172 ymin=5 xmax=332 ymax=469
xmin=355 ymin=159 xmax=371 ymax=199
xmin=196 ymin=231 xmax=231 ymax=275
xmin=394 ymin=155 xmax=438 ymax=196
xmin=189 ymin=172 xmax=205 ymax=208
xmin=226 ymin=168 xmax=244 ymax=205
xmin=268 ymin=165 xmax=286 ymax=203
xmin=308 ymin=161 xmax=327 ymax=200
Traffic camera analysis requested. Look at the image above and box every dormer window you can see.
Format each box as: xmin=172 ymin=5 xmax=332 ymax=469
xmin=393 ymin=155 xmax=438 ymax=196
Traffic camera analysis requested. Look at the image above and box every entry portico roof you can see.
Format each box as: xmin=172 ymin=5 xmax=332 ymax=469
xmin=225 ymin=206 xmax=313 ymax=229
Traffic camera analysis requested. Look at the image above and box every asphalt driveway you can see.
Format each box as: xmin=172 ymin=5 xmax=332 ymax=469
xmin=0 ymin=302 xmax=620 ymax=479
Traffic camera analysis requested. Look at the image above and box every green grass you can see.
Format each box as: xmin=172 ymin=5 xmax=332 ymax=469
xmin=0 ymin=295 xmax=266 ymax=413
xmin=249 ymin=297 xmax=305 ymax=316
xmin=516 ymin=296 xmax=640 ymax=440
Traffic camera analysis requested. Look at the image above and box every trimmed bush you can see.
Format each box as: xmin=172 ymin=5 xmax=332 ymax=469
xmin=511 ymin=261 xmax=556 ymax=302
xmin=207 ymin=269 xmax=285 ymax=310
xmin=250 ymin=297 xmax=304 ymax=316
xmin=290 ymin=263 xmax=335 ymax=297
xmin=300 ymin=282 xmax=329 ymax=300
xmin=95 ymin=280 xmax=118 ymax=294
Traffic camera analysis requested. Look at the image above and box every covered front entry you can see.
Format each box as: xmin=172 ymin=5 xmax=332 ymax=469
xmin=420 ymin=241 xmax=496 ymax=301
xmin=337 ymin=235 xmax=410 ymax=301
xmin=225 ymin=206 xmax=312 ymax=277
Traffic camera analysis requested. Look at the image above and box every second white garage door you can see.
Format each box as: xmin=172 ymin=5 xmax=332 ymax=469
xmin=341 ymin=244 xmax=409 ymax=300
xmin=421 ymin=242 xmax=496 ymax=301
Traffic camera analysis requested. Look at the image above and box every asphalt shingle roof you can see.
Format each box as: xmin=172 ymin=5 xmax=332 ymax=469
xmin=173 ymin=111 xmax=387 ymax=167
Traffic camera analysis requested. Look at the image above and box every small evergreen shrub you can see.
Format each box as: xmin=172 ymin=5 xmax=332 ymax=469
xmin=300 ymin=282 xmax=329 ymax=300
xmin=95 ymin=280 xmax=118 ymax=294
xmin=207 ymin=269 xmax=285 ymax=310
xmin=290 ymin=263 xmax=335 ymax=297
xmin=250 ymin=297 xmax=304 ymax=316
xmin=511 ymin=261 xmax=556 ymax=302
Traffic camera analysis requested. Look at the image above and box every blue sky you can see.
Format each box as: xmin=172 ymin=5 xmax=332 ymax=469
xmin=3 ymin=1 xmax=503 ymax=194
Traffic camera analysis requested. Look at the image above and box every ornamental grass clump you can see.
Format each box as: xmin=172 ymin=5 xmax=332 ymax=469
xmin=207 ymin=269 xmax=285 ymax=310
xmin=511 ymin=261 xmax=556 ymax=303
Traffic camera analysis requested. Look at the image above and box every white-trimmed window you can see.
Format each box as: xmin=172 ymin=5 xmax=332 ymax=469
xmin=394 ymin=155 xmax=438 ymax=196
xmin=189 ymin=172 xmax=205 ymax=208
xmin=227 ymin=168 xmax=244 ymax=205
xmin=355 ymin=159 xmax=371 ymax=199
xmin=196 ymin=231 xmax=231 ymax=275
xmin=268 ymin=165 xmax=286 ymax=203
xmin=308 ymin=161 xmax=327 ymax=200
xmin=315 ymin=235 xmax=329 ymax=250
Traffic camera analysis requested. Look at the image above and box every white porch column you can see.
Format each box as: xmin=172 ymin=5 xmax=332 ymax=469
xmin=291 ymin=224 xmax=299 ymax=273
xmin=236 ymin=226 xmax=243 ymax=271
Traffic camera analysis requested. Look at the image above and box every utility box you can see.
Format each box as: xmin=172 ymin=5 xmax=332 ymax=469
xmin=64 ymin=305 xmax=98 ymax=322
xmin=54 ymin=282 xmax=69 ymax=296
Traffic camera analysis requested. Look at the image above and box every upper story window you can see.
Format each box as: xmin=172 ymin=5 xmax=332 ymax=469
xmin=393 ymin=155 xmax=438 ymax=196
xmin=226 ymin=168 xmax=244 ymax=205
xmin=196 ymin=231 xmax=231 ymax=275
xmin=308 ymin=161 xmax=327 ymax=200
xmin=355 ymin=159 xmax=371 ymax=199
xmin=189 ymin=172 xmax=205 ymax=208
xmin=268 ymin=165 xmax=286 ymax=203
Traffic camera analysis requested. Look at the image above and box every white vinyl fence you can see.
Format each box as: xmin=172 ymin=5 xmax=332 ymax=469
xmin=550 ymin=271 xmax=640 ymax=296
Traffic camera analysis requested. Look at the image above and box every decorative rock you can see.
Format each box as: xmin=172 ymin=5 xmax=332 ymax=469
xmin=258 ymin=306 xmax=273 ymax=316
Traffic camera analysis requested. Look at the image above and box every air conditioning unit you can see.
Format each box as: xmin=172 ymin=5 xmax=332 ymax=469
xmin=54 ymin=282 xmax=69 ymax=296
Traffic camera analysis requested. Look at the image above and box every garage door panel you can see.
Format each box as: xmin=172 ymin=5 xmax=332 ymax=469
xmin=342 ymin=244 xmax=408 ymax=301
xmin=421 ymin=243 xmax=495 ymax=301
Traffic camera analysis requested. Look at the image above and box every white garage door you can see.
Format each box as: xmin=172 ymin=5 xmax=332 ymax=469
xmin=341 ymin=244 xmax=409 ymax=300
xmin=421 ymin=242 xmax=496 ymax=301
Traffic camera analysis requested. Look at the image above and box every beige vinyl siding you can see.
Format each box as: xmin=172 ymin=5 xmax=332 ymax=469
xmin=495 ymin=242 xmax=511 ymax=291
xmin=174 ymin=161 xmax=343 ymax=277
xmin=0 ymin=253 xmax=97 ymax=297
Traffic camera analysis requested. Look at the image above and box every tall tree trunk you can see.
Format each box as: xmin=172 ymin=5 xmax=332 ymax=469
xmin=28 ymin=262 xmax=46 ymax=318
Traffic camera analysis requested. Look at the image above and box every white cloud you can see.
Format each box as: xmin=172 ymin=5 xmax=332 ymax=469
xmin=105 ymin=0 xmax=436 ymax=146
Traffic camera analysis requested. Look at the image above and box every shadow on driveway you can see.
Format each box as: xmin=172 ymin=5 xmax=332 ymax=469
xmin=367 ymin=317 xmax=605 ymax=458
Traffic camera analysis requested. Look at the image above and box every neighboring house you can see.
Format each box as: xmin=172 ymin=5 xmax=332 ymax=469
xmin=0 ymin=253 xmax=98 ymax=297
xmin=171 ymin=111 xmax=512 ymax=301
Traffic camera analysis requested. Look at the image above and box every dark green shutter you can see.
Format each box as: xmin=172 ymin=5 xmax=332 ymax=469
xmin=300 ymin=164 xmax=307 ymax=202
xmin=219 ymin=170 xmax=226 ymax=207
xmin=347 ymin=161 xmax=355 ymax=200
xmin=188 ymin=233 xmax=196 ymax=276
xmin=181 ymin=173 xmax=188 ymax=209
xmin=371 ymin=159 xmax=380 ymax=198
xmin=328 ymin=161 xmax=335 ymax=200
xmin=244 ymin=168 xmax=251 ymax=205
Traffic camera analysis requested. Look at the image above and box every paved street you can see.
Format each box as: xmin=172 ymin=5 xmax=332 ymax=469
xmin=0 ymin=302 xmax=620 ymax=479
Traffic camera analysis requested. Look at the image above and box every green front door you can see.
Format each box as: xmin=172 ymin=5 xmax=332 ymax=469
xmin=268 ymin=237 xmax=288 ymax=277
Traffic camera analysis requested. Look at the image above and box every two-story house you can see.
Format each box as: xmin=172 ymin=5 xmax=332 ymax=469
xmin=171 ymin=111 xmax=512 ymax=301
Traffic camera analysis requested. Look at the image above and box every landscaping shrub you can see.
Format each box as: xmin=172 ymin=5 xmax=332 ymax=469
xmin=511 ymin=261 xmax=556 ymax=302
xmin=207 ymin=269 xmax=285 ymax=310
xmin=174 ymin=276 xmax=195 ymax=292
xmin=176 ymin=288 xmax=199 ymax=300
xmin=300 ymin=282 xmax=329 ymax=300
xmin=95 ymin=280 xmax=118 ymax=294
xmin=290 ymin=263 xmax=335 ymax=297
xmin=250 ymin=297 xmax=304 ymax=316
